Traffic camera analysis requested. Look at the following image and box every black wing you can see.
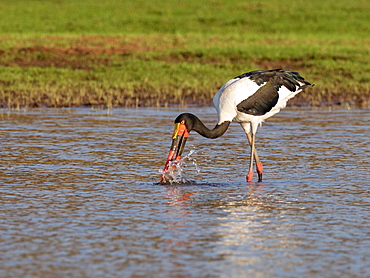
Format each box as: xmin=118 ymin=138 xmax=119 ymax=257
xmin=236 ymin=69 xmax=313 ymax=116
xmin=236 ymin=77 xmax=279 ymax=116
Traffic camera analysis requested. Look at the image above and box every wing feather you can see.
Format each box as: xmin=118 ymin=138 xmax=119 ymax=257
xmin=236 ymin=69 xmax=313 ymax=116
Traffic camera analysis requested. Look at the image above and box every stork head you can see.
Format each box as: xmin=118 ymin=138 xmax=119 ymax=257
xmin=174 ymin=113 xmax=197 ymax=131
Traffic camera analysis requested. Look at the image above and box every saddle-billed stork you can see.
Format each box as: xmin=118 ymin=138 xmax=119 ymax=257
xmin=160 ymin=69 xmax=313 ymax=183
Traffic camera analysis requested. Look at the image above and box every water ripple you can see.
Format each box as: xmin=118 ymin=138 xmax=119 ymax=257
xmin=1 ymin=108 xmax=369 ymax=277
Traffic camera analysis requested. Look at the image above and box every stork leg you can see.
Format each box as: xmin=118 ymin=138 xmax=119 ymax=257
xmin=247 ymin=133 xmax=255 ymax=182
xmin=246 ymin=132 xmax=263 ymax=182
xmin=241 ymin=123 xmax=263 ymax=182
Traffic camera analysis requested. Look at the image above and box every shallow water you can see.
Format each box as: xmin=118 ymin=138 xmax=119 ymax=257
xmin=1 ymin=107 xmax=369 ymax=277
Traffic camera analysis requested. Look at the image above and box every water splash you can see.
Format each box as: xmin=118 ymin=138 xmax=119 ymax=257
xmin=159 ymin=150 xmax=200 ymax=184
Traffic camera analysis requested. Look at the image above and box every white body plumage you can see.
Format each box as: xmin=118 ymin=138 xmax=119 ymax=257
xmin=213 ymin=73 xmax=307 ymax=134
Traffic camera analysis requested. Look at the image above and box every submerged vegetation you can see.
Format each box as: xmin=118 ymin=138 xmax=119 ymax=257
xmin=0 ymin=0 xmax=369 ymax=108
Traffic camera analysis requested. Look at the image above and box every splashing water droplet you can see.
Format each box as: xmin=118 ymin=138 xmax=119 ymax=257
xmin=159 ymin=150 xmax=200 ymax=184
xmin=187 ymin=150 xmax=201 ymax=173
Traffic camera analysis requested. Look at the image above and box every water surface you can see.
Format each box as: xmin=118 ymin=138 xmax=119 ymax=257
xmin=1 ymin=107 xmax=369 ymax=277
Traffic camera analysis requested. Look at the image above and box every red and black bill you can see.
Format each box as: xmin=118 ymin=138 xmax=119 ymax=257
xmin=160 ymin=121 xmax=189 ymax=183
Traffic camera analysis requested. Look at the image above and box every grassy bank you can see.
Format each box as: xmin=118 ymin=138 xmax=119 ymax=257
xmin=0 ymin=0 xmax=369 ymax=108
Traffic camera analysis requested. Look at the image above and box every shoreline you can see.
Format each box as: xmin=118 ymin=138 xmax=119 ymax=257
xmin=1 ymin=36 xmax=369 ymax=109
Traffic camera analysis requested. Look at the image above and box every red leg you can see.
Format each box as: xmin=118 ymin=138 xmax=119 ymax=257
xmin=246 ymin=132 xmax=263 ymax=182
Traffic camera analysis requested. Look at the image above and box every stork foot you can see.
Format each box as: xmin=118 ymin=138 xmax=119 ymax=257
xmin=246 ymin=170 xmax=254 ymax=183
xmin=256 ymin=162 xmax=263 ymax=182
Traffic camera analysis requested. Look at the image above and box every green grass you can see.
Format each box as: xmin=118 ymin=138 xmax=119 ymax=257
xmin=0 ymin=0 xmax=369 ymax=108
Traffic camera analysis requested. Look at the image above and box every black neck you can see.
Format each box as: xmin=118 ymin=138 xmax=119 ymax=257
xmin=191 ymin=115 xmax=230 ymax=139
